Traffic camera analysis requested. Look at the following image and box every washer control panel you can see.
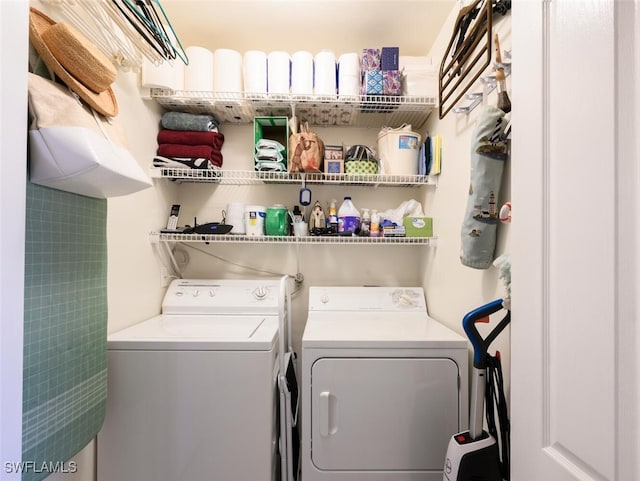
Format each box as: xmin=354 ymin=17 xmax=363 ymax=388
xmin=162 ymin=279 xmax=280 ymax=315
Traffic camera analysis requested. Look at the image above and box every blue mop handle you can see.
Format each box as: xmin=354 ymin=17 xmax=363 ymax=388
xmin=463 ymin=299 xmax=510 ymax=369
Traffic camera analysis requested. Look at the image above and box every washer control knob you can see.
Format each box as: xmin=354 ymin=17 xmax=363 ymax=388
xmin=192 ymin=289 xmax=200 ymax=297
xmin=399 ymin=294 xmax=412 ymax=305
xmin=320 ymin=293 xmax=330 ymax=304
xmin=175 ymin=289 xmax=184 ymax=297
xmin=253 ymin=286 xmax=268 ymax=300
xmin=208 ymin=289 xmax=215 ymax=297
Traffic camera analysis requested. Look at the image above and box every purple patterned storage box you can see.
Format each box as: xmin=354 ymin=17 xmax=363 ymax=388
xmin=383 ymin=70 xmax=402 ymax=95
xmin=361 ymin=48 xmax=381 ymax=71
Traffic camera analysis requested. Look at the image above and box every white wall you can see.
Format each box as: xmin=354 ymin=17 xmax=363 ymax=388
xmin=106 ymin=71 xmax=171 ymax=332
xmin=176 ymin=123 xmax=431 ymax=354
xmin=422 ymin=10 xmax=512 ymax=389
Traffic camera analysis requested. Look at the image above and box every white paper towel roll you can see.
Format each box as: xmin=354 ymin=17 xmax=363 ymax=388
xmin=338 ymin=74 xmax=360 ymax=100
xmin=338 ymin=52 xmax=361 ymax=99
xmin=226 ymin=202 xmax=246 ymax=234
xmin=267 ymin=51 xmax=291 ymax=96
xmin=141 ymin=57 xmax=185 ymax=91
xmin=244 ymin=50 xmax=268 ymax=98
xmin=184 ymin=46 xmax=214 ymax=91
xmin=338 ymin=52 xmax=360 ymax=76
xmin=314 ymin=50 xmax=337 ymax=97
xmin=213 ymin=49 xmax=243 ymax=95
xmin=291 ymin=51 xmax=314 ymax=97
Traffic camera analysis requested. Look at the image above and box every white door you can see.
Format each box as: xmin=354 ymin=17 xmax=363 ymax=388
xmin=511 ymin=1 xmax=639 ymax=480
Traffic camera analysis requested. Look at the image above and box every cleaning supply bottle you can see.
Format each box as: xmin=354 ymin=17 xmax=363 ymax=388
xmin=361 ymin=208 xmax=371 ymax=236
xmin=292 ymin=205 xmax=304 ymax=223
xmin=328 ymin=199 xmax=338 ymax=230
xmin=370 ymin=209 xmax=380 ymax=237
xmin=290 ymin=205 xmax=304 ymax=236
xmin=338 ymin=196 xmax=360 ymax=233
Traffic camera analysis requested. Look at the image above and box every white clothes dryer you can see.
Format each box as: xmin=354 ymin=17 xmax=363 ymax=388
xmin=97 ymin=279 xmax=281 ymax=481
xmin=301 ymin=286 xmax=469 ymax=481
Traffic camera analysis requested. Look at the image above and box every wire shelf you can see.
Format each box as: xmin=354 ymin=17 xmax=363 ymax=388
xmin=150 ymin=89 xmax=436 ymax=128
xmin=152 ymin=232 xmax=436 ymax=245
xmin=149 ymin=168 xmax=433 ymax=186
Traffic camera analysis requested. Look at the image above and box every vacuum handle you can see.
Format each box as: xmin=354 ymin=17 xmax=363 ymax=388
xmin=463 ymin=299 xmax=510 ymax=369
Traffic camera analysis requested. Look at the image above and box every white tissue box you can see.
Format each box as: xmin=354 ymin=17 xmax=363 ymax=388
xmin=403 ymin=216 xmax=433 ymax=237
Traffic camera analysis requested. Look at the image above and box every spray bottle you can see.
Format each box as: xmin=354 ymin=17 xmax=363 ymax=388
xmin=361 ymin=208 xmax=371 ymax=236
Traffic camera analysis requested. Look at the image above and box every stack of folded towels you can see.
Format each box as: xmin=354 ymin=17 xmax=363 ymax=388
xmin=154 ymin=112 xmax=224 ymax=170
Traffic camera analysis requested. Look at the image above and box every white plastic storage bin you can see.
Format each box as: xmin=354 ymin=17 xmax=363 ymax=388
xmin=377 ymin=126 xmax=422 ymax=175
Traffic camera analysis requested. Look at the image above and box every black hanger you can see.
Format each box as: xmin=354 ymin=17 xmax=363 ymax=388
xmin=112 ymin=0 xmax=188 ymax=64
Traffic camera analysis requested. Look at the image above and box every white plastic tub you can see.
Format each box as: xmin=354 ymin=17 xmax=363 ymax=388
xmin=377 ymin=126 xmax=422 ymax=175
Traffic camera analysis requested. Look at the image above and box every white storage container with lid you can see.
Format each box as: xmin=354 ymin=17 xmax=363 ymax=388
xmin=377 ymin=125 xmax=422 ymax=176
xmin=244 ymin=205 xmax=266 ymax=236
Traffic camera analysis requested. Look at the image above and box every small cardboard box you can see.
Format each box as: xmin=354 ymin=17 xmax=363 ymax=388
xmin=362 ymin=48 xmax=381 ymax=70
xmin=382 ymin=225 xmax=406 ymax=237
xmin=402 ymin=216 xmax=433 ymax=237
xmin=253 ymin=116 xmax=289 ymax=171
xmin=383 ymin=70 xmax=402 ymax=95
xmin=324 ymin=145 xmax=344 ymax=174
xmin=362 ymin=70 xmax=383 ymax=95
xmin=381 ymin=47 xmax=400 ymax=70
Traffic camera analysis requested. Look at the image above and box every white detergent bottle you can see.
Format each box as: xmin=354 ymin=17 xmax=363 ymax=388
xmin=338 ymin=196 xmax=360 ymax=233
xmin=370 ymin=209 xmax=380 ymax=237
xmin=361 ymin=208 xmax=371 ymax=236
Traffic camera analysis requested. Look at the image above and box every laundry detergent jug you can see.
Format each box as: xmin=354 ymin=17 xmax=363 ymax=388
xmin=265 ymin=204 xmax=289 ymax=236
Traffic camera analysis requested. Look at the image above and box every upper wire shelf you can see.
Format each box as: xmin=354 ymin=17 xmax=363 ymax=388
xmin=149 ymin=168 xmax=434 ymax=187
xmin=150 ymin=89 xmax=437 ymax=128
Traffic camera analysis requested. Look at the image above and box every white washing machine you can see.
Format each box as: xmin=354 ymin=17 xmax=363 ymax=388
xmin=97 ymin=279 xmax=281 ymax=481
xmin=301 ymin=286 xmax=469 ymax=481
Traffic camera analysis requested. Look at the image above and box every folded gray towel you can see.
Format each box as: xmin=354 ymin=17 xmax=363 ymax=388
xmin=161 ymin=112 xmax=219 ymax=132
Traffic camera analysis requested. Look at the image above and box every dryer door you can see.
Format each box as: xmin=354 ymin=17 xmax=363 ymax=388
xmin=310 ymin=357 xmax=460 ymax=471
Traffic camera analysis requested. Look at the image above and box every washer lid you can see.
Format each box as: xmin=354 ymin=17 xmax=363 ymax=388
xmin=108 ymin=314 xmax=278 ymax=351
xmin=302 ymin=312 xmax=466 ymax=348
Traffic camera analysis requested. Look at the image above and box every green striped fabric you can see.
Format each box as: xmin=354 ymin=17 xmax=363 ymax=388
xmin=22 ymin=181 xmax=108 ymax=481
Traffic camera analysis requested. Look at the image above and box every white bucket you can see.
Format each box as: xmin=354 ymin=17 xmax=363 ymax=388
xmin=377 ymin=127 xmax=422 ymax=175
xmin=244 ymin=205 xmax=266 ymax=236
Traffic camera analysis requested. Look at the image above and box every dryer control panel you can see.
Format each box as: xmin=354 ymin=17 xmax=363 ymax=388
xmin=308 ymin=286 xmax=427 ymax=312
xmin=162 ymin=279 xmax=280 ymax=315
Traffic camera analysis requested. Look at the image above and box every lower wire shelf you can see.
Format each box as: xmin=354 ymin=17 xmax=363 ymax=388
xmin=152 ymin=232 xmax=436 ymax=245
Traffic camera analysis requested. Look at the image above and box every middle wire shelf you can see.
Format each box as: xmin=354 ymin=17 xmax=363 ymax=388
xmin=149 ymin=168 xmax=435 ymax=187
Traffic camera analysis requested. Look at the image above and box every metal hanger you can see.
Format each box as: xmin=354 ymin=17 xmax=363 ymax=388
xmin=40 ymin=0 xmax=188 ymax=71
xmin=116 ymin=0 xmax=188 ymax=64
